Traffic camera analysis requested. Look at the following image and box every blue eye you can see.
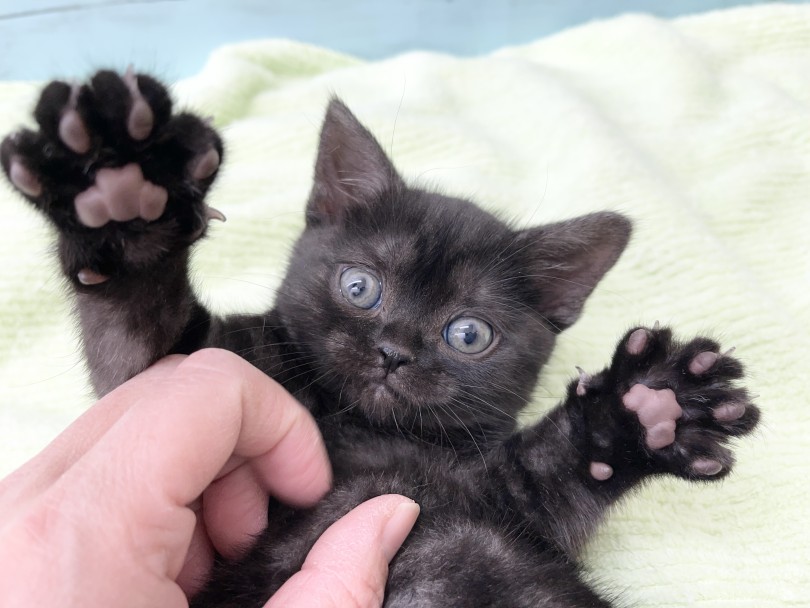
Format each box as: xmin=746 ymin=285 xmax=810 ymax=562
xmin=444 ymin=316 xmax=493 ymax=354
xmin=340 ymin=267 xmax=382 ymax=309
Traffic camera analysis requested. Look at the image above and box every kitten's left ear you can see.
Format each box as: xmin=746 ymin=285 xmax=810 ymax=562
xmin=306 ymin=98 xmax=404 ymax=226
xmin=517 ymin=212 xmax=632 ymax=332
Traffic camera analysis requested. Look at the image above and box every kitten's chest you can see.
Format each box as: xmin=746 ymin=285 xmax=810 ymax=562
xmin=317 ymin=419 xmax=470 ymax=488
xmin=323 ymin=423 xmax=431 ymax=476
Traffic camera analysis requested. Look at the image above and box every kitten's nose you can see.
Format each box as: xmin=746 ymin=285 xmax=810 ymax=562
xmin=379 ymin=345 xmax=412 ymax=375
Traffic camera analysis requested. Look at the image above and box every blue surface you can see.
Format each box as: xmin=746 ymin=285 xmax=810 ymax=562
xmin=0 ymin=0 xmax=806 ymax=80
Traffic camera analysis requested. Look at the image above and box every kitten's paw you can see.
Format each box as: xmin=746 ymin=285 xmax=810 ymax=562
xmin=1 ymin=68 xmax=224 ymax=281
xmin=578 ymin=325 xmax=760 ymax=481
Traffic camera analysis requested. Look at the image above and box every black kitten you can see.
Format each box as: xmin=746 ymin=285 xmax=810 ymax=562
xmin=1 ymin=71 xmax=760 ymax=608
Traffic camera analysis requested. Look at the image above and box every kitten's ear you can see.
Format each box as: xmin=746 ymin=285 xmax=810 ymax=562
xmin=306 ymin=98 xmax=404 ymax=226
xmin=517 ymin=212 xmax=631 ymax=332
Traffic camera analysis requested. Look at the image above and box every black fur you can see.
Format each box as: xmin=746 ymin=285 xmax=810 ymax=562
xmin=1 ymin=72 xmax=760 ymax=608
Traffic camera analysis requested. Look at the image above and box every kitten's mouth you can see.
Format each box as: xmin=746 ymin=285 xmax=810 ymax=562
xmin=371 ymin=379 xmax=400 ymax=400
xmin=362 ymin=378 xmax=410 ymax=416
xmin=373 ymin=383 xmax=395 ymax=399
xmin=336 ymin=363 xmax=450 ymax=424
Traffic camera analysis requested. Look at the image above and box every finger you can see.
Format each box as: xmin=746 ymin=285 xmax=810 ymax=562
xmin=175 ymin=504 xmax=215 ymax=597
xmin=266 ymin=495 xmax=419 ymax=608
xmin=0 ymin=356 xmax=185 ymax=519
xmin=56 ymin=348 xmax=331 ymax=579
xmin=203 ymin=461 xmax=269 ymax=559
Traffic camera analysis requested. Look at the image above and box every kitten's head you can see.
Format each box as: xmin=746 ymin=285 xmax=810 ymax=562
xmin=276 ymin=99 xmax=630 ymax=441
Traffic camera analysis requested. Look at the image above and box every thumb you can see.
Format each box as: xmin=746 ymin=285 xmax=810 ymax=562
xmin=265 ymin=495 xmax=419 ymax=608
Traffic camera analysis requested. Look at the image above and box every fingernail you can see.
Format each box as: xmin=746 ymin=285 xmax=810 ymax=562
xmin=381 ymin=500 xmax=420 ymax=562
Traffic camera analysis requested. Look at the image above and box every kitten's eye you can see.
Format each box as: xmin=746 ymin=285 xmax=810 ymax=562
xmin=444 ymin=316 xmax=493 ymax=354
xmin=340 ymin=267 xmax=382 ymax=309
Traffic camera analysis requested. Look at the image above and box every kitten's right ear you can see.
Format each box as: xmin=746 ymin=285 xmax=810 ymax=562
xmin=516 ymin=212 xmax=632 ymax=333
xmin=306 ymin=98 xmax=404 ymax=226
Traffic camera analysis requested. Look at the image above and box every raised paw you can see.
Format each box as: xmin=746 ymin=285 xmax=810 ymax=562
xmin=1 ymin=68 xmax=225 ymax=281
xmin=577 ymin=324 xmax=760 ymax=482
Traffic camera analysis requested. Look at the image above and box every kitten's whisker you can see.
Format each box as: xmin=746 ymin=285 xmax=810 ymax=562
xmin=294 ymin=367 xmax=339 ymax=396
xmin=426 ymin=403 xmax=457 ymax=459
xmin=474 ymin=293 xmax=557 ymax=336
xmin=329 ymin=395 xmax=362 ymax=417
xmin=336 ymin=374 xmax=349 ymax=408
xmin=477 ymin=233 xmax=539 ymax=278
xmin=452 ymin=394 xmax=515 ymax=426
xmin=462 ymin=383 xmax=528 ymax=410
xmin=391 ymin=405 xmax=403 ymax=438
xmin=518 ymin=163 xmax=549 ymax=229
xmin=278 ymin=362 xmax=336 ymax=386
xmin=389 ymin=75 xmax=406 ymax=159
xmin=439 ymin=400 xmax=487 ymax=470
xmin=455 ymin=386 xmax=520 ymax=422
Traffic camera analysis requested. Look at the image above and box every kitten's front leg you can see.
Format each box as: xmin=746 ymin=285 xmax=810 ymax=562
xmin=1 ymin=70 xmax=224 ymax=394
xmin=491 ymin=325 xmax=760 ymax=556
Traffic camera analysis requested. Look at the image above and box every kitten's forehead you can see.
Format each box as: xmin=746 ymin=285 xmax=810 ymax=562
xmin=342 ymin=189 xmax=520 ymax=309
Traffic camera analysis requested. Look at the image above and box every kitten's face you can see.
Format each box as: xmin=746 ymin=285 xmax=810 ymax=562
xmin=276 ymin=100 xmax=630 ymax=440
xmin=279 ymin=189 xmax=557 ymax=436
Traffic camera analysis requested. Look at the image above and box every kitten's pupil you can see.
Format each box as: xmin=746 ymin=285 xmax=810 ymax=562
xmin=459 ymin=324 xmax=477 ymax=345
xmin=444 ymin=316 xmax=493 ymax=354
xmin=348 ymin=279 xmax=365 ymax=297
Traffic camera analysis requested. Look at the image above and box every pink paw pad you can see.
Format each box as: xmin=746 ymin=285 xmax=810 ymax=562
xmin=123 ymin=67 xmax=154 ymax=141
xmin=589 ymin=461 xmax=614 ymax=481
xmin=626 ymin=328 xmax=650 ymax=355
xmin=622 ymin=384 xmax=683 ymax=450
xmin=9 ymin=158 xmax=42 ymax=197
xmin=713 ymin=401 xmax=746 ymax=422
xmin=689 ymin=351 xmax=719 ymax=375
xmin=77 ymin=268 xmax=109 ymax=285
xmin=190 ymin=147 xmax=220 ymax=180
xmin=691 ymin=458 xmax=723 ymax=476
xmin=58 ymin=86 xmax=91 ymax=154
xmin=74 ymin=163 xmax=168 ymax=228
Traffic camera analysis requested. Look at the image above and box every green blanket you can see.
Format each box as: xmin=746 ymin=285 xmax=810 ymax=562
xmin=1 ymin=4 xmax=807 ymax=606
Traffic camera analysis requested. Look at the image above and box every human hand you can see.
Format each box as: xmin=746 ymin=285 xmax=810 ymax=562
xmin=0 ymin=349 xmax=419 ymax=607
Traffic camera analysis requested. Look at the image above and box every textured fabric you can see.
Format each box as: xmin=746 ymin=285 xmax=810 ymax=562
xmin=1 ymin=4 xmax=808 ymax=606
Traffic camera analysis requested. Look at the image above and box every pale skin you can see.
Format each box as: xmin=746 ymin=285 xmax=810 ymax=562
xmin=0 ymin=349 xmax=419 ymax=608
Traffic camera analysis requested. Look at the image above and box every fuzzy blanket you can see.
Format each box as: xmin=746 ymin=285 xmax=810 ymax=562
xmin=1 ymin=4 xmax=808 ymax=606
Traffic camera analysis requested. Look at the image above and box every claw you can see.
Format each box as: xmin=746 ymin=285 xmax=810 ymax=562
xmin=205 ymin=206 xmax=226 ymax=222
xmin=575 ymin=366 xmax=591 ymax=396
xmin=722 ymin=346 xmax=737 ymax=357
xmin=652 ymin=320 xmax=660 ymax=331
